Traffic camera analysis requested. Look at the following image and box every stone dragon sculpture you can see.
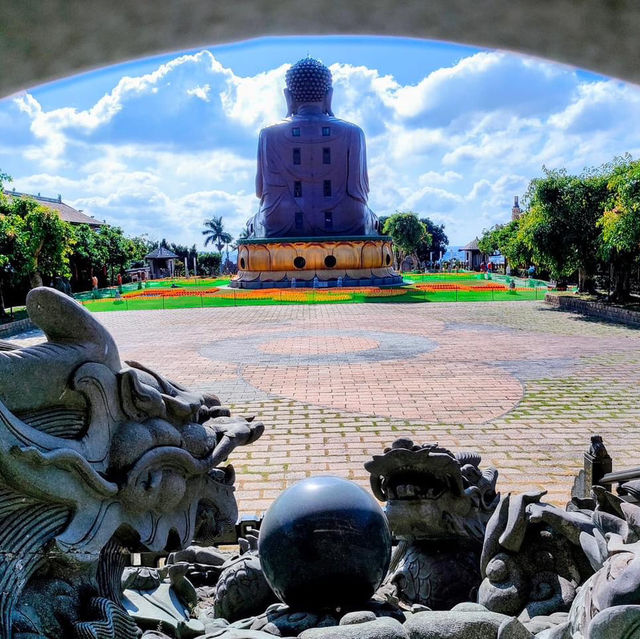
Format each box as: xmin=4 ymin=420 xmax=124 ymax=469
xmin=0 ymin=287 xmax=263 ymax=638
xmin=479 ymin=485 xmax=640 ymax=638
xmin=365 ymin=438 xmax=499 ymax=609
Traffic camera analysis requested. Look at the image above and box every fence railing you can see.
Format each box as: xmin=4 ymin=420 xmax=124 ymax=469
xmin=77 ymin=283 xmax=549 ymax=312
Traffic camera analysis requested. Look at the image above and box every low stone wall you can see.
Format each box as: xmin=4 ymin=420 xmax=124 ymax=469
xmin=545 ymin=293 xmax=640 ymax=327
xmin=0 ymin=317 xmax=35 ymax=338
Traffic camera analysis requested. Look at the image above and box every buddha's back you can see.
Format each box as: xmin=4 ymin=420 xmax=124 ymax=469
xmin=247 ymin=58 xmax=379 ymax=239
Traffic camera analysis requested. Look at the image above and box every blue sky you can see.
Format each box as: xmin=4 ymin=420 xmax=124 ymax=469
xmin=1 ymin=35 xmax=640 ymax=247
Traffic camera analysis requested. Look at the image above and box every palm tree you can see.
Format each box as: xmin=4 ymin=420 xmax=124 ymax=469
xmin=202 ymin=216 xmax=232 ymax=274
xmin=202 ymin=217 xmax=232 ymax=252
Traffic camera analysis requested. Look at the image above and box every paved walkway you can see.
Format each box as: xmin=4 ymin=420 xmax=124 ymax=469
xmin=10 ymin=301 xmax=640 ymax=515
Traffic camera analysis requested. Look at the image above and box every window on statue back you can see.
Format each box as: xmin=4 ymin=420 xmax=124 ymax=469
xmin=295 ymin=211 xmax=303 ymax=229
xmin=323 ymin=147 xmax=331 ymax=164
xmin=324 ymin=180 xmax=332 ymax=197
xmin=324 ymin=211 xmax=333 ymax=229
xmin=293 ymin=148 xmax=301 ymax=165
xmin=294 ymin=181 xmax=302 ymax=197
xmin=322 ymin=126 xmax=330 ymax=136
xmin=292 ymin=127 xmax=300 ymax=137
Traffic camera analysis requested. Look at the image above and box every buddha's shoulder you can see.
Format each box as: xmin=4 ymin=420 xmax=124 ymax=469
xmin=328 ymin=118 xmax=364 ymax=134
xmin=260 ymin=117 xmax=363 ymax=135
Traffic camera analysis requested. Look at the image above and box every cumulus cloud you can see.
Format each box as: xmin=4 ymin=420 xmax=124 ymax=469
xmin=2 ymin=44 xmax=640 ymax=246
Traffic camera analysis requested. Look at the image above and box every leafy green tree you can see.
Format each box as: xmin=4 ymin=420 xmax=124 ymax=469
xmin=382 ymin=212 xmax=430 ymax=269
xmin=521 ymin=168 xmax=608 ymax=291
xmin=163 ymin=242 xmax=199 ymax=273
xmin=69 ymin=223 xmax=108 ymax=287
xmin=0 ymin=193 xmax=74 ymax=289
xmin=95 ymin=225 xmax=132 ymax=285
xmin=598 ymin=157 xmax=640 ymax=300
xmin=479 ymin=219 xmax=532 ymax=273
xmin=128 ymin=234 xmax=155 ymax=264
xmin=198 ymin=252 xmax=222 ymax=276
xmin=0 ymin=172 xmax=15 ymax=314
xmin=0 ymin=207 xmax=23 ymax=316
xmin=416 ymin=218 xmax=447 ymax=263
xmin=69 ymin=227 xmax=153 ymax=290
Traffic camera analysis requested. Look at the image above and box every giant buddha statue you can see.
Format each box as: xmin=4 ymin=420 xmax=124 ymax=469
xmin=233 ymin=58 xmax=401 ymax=288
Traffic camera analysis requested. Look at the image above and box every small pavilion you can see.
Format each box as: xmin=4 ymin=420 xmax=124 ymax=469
xmin=462 ymin=238 xmax=486 ymax=270
xmin=145 ymin=247 xmax=179 ymax=279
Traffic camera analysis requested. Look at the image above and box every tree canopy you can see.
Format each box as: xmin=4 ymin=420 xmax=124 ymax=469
xmin=0 ymin=190 xmax=74 ymax=289
xmin=597 ymin=157 xmax=640 ymax=299
xmin=478 ymin=219 xmax=531 ymax=271
xmin=479 ymin=156 xmax=640 ymax=299
xmin=416 ymin=218 xmax=448 ymax=262
xmin=382 ymin=212 xmax=431 ymax=268
xmin=0 ymin=169 xmax=187 ymax=313
xmin=520 ymin=167 xmax=608 ymax=291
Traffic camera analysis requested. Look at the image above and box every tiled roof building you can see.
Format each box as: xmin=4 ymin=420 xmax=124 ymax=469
xmin=3 ymin=189 xmax=105 ymax=228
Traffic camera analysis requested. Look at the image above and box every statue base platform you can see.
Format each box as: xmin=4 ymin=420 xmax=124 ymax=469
xmin=231 ymin=236 xmax=403 ymax=289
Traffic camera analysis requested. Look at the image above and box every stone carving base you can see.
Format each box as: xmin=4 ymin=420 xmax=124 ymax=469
xmin=232 ymin=237 xmax=402 ymax=288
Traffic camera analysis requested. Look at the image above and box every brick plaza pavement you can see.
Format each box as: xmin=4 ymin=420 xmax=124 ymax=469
xmin=10 ymin=300 xmax=640 ymax=515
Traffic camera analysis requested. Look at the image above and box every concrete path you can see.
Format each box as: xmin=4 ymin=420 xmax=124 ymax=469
xmin=10 ymin=300 xmax=640 ymax=516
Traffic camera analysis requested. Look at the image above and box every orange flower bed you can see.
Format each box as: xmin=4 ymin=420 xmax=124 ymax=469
xmin=359 ymin=288 xmax=407 ymax=297
xmin=415 ymin=283 xmax=509 ymax=293
xmin=282 ymin=292 xmax=351 ymax=302
xmin=320 ymin=287 xmax=406 ymax=297
xmin=415 ymin=283 xmax=459 ymax=291
xmin=124 ymin=287 xmax=220 ymax=298
xmin=212 ymin=290 xmax=275 ymax=300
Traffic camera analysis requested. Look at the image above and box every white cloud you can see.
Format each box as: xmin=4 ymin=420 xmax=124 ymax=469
xmin=418 ymin=170 xmax=463 ymax=186
xmin=2 ymin=44 xmax=640 ymax=247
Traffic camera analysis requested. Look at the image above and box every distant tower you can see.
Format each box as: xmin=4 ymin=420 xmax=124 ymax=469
xmin=511 ymin=196 xmax=522 ymax=221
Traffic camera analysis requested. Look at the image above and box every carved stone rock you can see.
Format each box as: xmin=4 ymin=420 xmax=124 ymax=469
xmin=299 ymin=616 xmax=408 ymax=639
xmin=403 ymin=610 xmax=532 ymax=638
xmin=213 ymin=533 xmax=279 ymax=622
xmin=122 ymin=564 xmax=205 ymax=638
xmin=478 ymin=492 xmax=593 ymax=620
xmin=0 ymin=287 xmax=263 ymax=638
xmin=248 ymin=603 xmax=338 ymax=636
xmin=365 ymin=440 xmax=499 ymax=609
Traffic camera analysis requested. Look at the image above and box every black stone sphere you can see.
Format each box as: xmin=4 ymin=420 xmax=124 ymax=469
xmin=258 ymin=476 xmax=391 ymax=610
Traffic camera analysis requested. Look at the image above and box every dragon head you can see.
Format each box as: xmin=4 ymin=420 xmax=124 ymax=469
xmin=0 ymin=288 xmax=263 ymax=637
xmin=365 ymin=438 xmax=499 ymax=543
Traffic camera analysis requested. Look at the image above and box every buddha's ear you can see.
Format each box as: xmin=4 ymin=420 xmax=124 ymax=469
xmin=324 ymin=87 xmax=334 ymax=116
xmin=284 ymin=88 xmax=295 ymax=116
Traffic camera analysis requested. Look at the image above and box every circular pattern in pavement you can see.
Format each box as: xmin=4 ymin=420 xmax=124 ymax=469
xmin=199 ymin=329 xmax=438 ymax=366
xmin=258 ymin=336 xmax=380 ymax=356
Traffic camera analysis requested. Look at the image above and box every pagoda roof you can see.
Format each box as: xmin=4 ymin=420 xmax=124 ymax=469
xmin=461 ymin=238 xmax=480 ymax=251
xmin=145 ymin=246 xmax=179 ymax=259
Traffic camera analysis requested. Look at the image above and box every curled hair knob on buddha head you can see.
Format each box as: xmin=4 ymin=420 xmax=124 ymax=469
xmin=284 ymin=57 xmax=334 ymax=117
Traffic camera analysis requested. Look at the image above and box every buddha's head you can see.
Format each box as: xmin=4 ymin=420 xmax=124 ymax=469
xmin=284 ymin=57 xmax=333 ymax=116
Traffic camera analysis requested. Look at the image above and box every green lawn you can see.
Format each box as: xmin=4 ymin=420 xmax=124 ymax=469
xmin=78 ymin=281 xmax=546 ymax=313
